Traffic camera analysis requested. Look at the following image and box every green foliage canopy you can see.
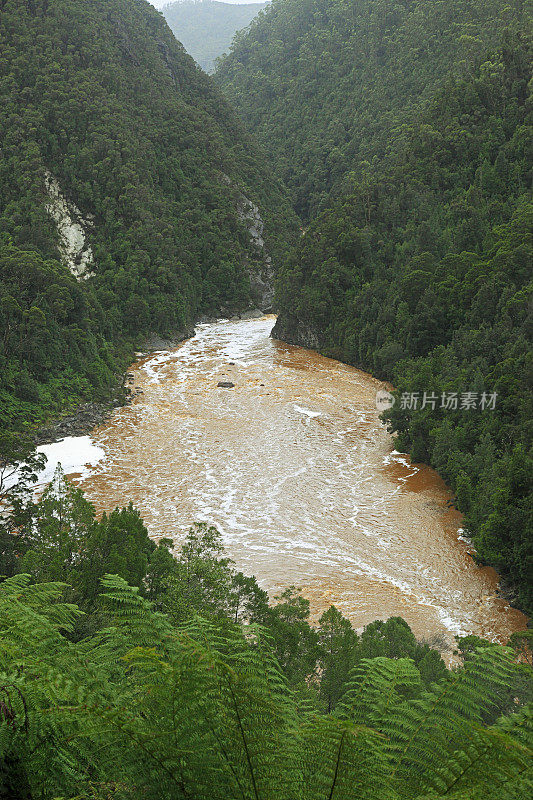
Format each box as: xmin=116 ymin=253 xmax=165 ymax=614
xmin=271 ymin=34 xmax=532 ymax=613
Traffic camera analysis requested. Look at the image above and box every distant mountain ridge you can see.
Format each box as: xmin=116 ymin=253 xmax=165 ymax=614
xmin=162 ymin=0 xmax=268 ymax=72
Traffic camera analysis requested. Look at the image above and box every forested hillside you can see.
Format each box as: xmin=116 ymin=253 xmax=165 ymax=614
xmin=162 ymin=0 xmax=268 ymax=73
xmin=217 ymin=0 xmax=529 ymax=219
xmin=270 ymin=37 xmax=529 ymax=611
xmin=0 ymin=1 xmax=531 ymax=796
xmin=0 ymin=468 xmax=531 ymax=799
xmin=0 ymin=0 xmax=295 ymax=438
xmin=215 ymin=0 xmax=532 ymax=614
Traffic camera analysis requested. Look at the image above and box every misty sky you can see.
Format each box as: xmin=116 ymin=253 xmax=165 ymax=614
xmin=149 ymin=0 xmax=266 ymax=7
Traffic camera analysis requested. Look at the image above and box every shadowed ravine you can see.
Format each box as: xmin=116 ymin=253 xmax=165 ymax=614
xmin=67 ymin=316 xmax=526 ymax=647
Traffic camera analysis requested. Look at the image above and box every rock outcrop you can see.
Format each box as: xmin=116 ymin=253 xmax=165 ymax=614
xmin=236 ymin=192 xmax=275 ymax=312
xmin=44 ymin=171 xmax=95 ymax=280
xmin=271 ymin=314 xmax=321 ymax=350
xmin=220 ymin=173 xmax=275 ymax=312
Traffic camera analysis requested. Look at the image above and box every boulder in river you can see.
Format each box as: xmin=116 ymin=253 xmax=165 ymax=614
xmin=240 ymin=308 xmax=263 ymax=320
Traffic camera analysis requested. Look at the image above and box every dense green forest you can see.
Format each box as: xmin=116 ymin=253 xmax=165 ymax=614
xmin=0 ymin=469 xmax=531 ymax=799
xmin=0 ymin=0 xmax=296 ymax=437
xmin=273 ymin=39 xmax=533 ymax=615
xmin=217 ymin=0 xmax=532 ymax=614
xmin=0 ymin=1 xmax=531 ymax=793
xmin=217 ymin=0 xmax=529 ymax=219
xmin=162 ymin=0 xmax=268 ymax=73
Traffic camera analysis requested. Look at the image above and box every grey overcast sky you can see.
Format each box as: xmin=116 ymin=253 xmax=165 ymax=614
xmin=149 ymin=1 xmax=266 ymax=7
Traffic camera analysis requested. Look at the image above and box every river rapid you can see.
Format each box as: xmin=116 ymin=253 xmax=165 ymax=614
xmin=63 ymin=315 xmax=525 ymax=648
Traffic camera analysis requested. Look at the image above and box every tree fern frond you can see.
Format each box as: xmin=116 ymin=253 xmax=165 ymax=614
xmin=300 ymin=715 xmax=395 ymax=800
xmin=386 ymin=647 xmax=523 ymax=796
xmin=337 ymin=657 xmax=422 ymax=724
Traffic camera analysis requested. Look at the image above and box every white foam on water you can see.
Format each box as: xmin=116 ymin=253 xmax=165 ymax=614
xmin=5 ymin=436 xmax=106 ymax=496
xmin=36 ymin=436 xmax=105 ymax=485
xmin=294 ymin=405 xmax=322 ymax=418
xmin=218 ymin=318 xmax=276 ymax=363
xmin=383 ymin=449 xmax=414 ymax=468
xmin=140 ymin=318 xmax=277 ymax=388
xmin=73 ymin=315 xmax=520 ymax=647
xmin=457 ymin=527 xmax=476 ymax=552
xmin=142 ymin=351 xmax=177 ymax=384
xmin=382 ymin=449 xmax=421 ymax=483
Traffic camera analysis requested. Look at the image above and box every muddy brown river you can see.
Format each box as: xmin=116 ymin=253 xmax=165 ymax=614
xmin=68 ymin=315 xmax=526 ymax=647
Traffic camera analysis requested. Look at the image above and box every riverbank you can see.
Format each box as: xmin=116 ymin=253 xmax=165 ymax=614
xmin=47 ymin=315 xmax=525 ymax=648
xmin=33 ymin=308 xmax=267 ymax=447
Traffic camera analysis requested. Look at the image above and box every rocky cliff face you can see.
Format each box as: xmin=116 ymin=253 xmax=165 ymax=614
xmin=271 ymin=313 xmax=321 ymax=349
xmin=217 ymin=172 xmax=276 ymax=312
xmin=44 ymin=172 xmax=95 ymax=280
xmin=0 ymin=0 xmax=297 ymax=336
xmin=236 ymin=191 xmax=274 ymax=312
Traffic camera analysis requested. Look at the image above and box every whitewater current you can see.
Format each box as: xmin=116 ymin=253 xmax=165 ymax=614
xmin=45 ymin=316 xmax=526 ymax=647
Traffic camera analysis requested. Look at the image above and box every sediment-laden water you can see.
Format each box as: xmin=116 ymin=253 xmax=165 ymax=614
xmin=53 ymin=316 xmax=526 ymax=647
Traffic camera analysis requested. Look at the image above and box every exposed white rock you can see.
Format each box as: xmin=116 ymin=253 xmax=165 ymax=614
xmin=218 ymin=173 xmax=274 ymax=310
xmin=235 ymin=192 xmax=274 ymax=310
xmin=44 ymin=171 xmax=95 ymax=280
xmin=237 ymin=194 xmax=265 ymax=250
